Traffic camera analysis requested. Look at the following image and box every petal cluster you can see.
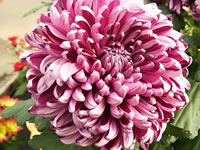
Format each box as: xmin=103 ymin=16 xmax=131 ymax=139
xmin=21 ymin=0 xmax=191 ymax=149
xmin=169 ymin=0 xmax=200 ymax=21
xmin=193 ymin=0 xmax=200 ymax=21
xmin=0 ymin=96 xmax=23 ymax=142
xmin=0 ymin=96 xmax=20 ymax=108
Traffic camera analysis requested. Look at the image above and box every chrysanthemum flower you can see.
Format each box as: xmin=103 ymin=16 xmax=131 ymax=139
xmin=192 ymin=0 xmax=200 ymax=21
xmin=4 ymin=117 xmax=23 ymax=137
xmin=168 ymin=0 xmax=200 ymax=21
xmin=0 ymin=96 xmax=23 ymax=142
xmin=13 ymin=62 xmax=27 ymax=72
xmin=0 ymin=96 xmax=20 ymax=108
xmin=8 ymin=36 xmax=19 ymax=42
xmin=169 ymin=0 xmax=182 ymax=14
xmin=0 ymin=122 xmax=8 ymax=142
xmin=21 ymin=0 xmax=191 ymax=149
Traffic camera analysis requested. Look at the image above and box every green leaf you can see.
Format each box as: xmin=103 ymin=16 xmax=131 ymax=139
xmin=172 ymin=13 xmax=185 ymax=31
xmin=154 ymin=124 xmax=190 ymax=146
xmin=171 ymin=79 xmax=200 ymax=138
xmin=149 ymin=142 xmax=172 ymax=150
xmin=145 ymin=0 xmax=151 ymax=4
xmin=183 ymin=35 xmax=200 ymax=47
xmin=24 ymin=5 xmax=45 ymax=17
xmin=29 ymin=131 xmax=99 ymax=150
xmin=1 ymin=137 xmax=27 ymax=150
xmin=133 ymin=142 xmax=140 ymax=150
xmin=13 ymin=81 xmax=27 ymax=97
xmin=125 ymin=142 xmax=140 ymax=150
xmin=188 ymin=61 xmax=200 ymax=81
xmin=184 ymin=15 xmax=195 ymax=27
xmin=31 ymin=116 xmax=51 ymax=132
xmin=172 ymin=130 xmax=200 ymax=150
xmin=165 ymin=124 xmax=192 ymax=139
xmin=158 ymin=6 xmax=184 ymax=31
xmin=17 ymin=68 xmax=28 ymax=83
xmin=158 ymin=6 xmax=171 ymax=15
xmin=13 ymin=68 xmax=28 ymax=97
xmin=23 ymin=2 xmax=51 ymax=17
xmin=0 ymin=99 xmax=35 ymax=125
xmin=159 ymin=133 xmax=177 ymax=146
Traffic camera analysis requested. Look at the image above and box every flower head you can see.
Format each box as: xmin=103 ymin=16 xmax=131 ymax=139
xmin=169 ymin=0 xmax=182 ymax=14
xmin=192 ymin=0 xmax=200 ymax=21
xmin=167 ymin=0 xmax=200 ymax=21
xmin=0 ymin=96 xmax=21 ymax=108
xmin=13 ymin=62 xmax=27 ymax=72
xmin=0 ymin=96 xmax=23 ymax=142
xmin=21 ymin=0 xmax=191 ymax=149
xmin=8 ymin=36 xmax=18 ymax=42
xmin=4 ymin=117 xmax=23 ymax=136
xmin=0 ymin=122 xmax=8 ymax=142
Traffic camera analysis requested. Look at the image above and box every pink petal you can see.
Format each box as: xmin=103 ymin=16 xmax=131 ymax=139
xmin=60 ymin=62 xmax=79 ymax=82
xmin=72 ymin=87 xmax=85 ymax=102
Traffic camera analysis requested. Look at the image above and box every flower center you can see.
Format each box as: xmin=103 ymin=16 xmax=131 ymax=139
xmin=100 ymin=41 xmax=133 ymax=76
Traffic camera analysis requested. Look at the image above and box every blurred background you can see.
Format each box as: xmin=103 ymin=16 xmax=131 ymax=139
xmin=0 ymin=0 xmax=47 ymax=39
xmin=0 ymin=1 xmax=49 ymax=149
xmin=0 ymin=0 xmax=51 ymax=99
